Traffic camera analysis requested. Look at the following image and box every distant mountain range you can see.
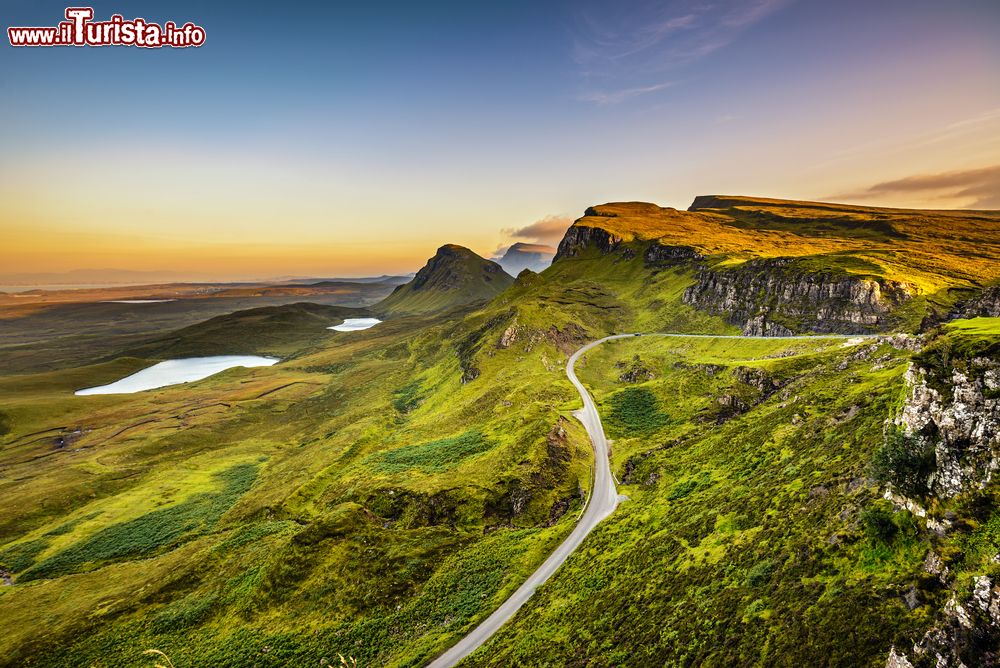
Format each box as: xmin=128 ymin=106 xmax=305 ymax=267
xmin=0 ymin=269 xmax=414 ymax=289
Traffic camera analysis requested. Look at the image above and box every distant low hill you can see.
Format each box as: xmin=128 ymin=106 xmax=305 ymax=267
xmin=125 ymin=302 xmax=368 ymax=359
xmin=495 ymin=243 xmax=555 ymax=276
xmin=375 ymin=244 xmax=514 ymax=316
xmin=283 ymin=275 xmax=413 ymax=286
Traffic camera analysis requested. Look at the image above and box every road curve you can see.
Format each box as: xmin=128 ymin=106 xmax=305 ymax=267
xmin=426 ymin=333 xmax=632 ymax=668
xmin=426 ymin=332 xmax=867 ymax=667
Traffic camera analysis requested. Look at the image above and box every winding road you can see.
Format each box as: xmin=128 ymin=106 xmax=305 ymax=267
xmin=426 ymin=334 xmax=631 ymax=668
xmin=427 ymin=332 xmax=867 ymax=667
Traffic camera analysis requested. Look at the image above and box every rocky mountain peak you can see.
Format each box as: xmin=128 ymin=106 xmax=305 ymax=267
xmin=375 ymin=244 xmax=514 ymax=315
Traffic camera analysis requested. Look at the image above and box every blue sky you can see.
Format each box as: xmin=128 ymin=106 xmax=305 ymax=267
xmin=2 ymin=0 xmax=999 ymax=278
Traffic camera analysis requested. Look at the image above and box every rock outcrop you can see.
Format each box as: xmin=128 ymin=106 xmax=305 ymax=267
xmin=682 ymin=258 xmax=913 ymax=335
xmin=616 ymin=355 xmax=654 ymax=383
xmin=895 ymin=359 xmax=1000 ymax=498
xmin=643 ymin=244 xmax=704 ymax=267
xmin=554 ymin=225 xmax=623 ymax=260
xmin=949 ymin=286 xmax=1000 ymax=320
xmin=888 ymin=576 xmax=1000 ymax=668
xmin=881 ymin=336 xmax=1000 ymax=668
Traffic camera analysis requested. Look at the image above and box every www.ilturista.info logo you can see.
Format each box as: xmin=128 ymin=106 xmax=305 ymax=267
xmin=8 ymin=7 xmax=206 ymax=48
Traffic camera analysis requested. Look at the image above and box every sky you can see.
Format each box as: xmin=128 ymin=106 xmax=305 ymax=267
xmin=2 ymin=0 xmax=999 ymax=281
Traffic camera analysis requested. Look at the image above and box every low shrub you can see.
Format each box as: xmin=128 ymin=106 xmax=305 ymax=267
xmin=607 ymin=387 xmax=669 ymax=435
xmin=860 ymin=506 xmax=898 ymax=544
xmin=870 ymin=429 xmax=934 ymax=497
xmin=374 ymin=431 xmax=492 ymax=473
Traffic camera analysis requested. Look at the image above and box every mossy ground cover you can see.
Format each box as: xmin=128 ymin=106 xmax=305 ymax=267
xmin=0 ymin=284 xmax=598 ymax=666
xmin=18 ymin=463 xmax=258 ymax=581
xmin=2 ymin=235 xmax=997 ymax=667
xmin=606 ymin=386 xmax=670 ymax=435
xmin=371 ymin=430 xmax=494 ymax=473
xmin=462 ymin=335 xmax=945 ymax=667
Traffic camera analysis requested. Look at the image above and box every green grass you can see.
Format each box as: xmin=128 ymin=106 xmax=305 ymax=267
xmin=18 ymin=463 xmax=257 ymax=581
xmin=0 ymin=263 xmax=594 ymax=666
xmin=2 ymin=224 xmax=999 ymax=667
xmin=392 ymin=379 xmax=423 ymax=414
xmin=375 ymin=245 xmax=514 ymax=316
xmin=0 ymin=537 xmax=49 ymax=573
xmin=462 ymin=334 xmax=937 ymax=667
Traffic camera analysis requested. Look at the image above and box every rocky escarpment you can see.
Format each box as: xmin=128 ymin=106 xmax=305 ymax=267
xmin=949 ymin=286 xmax=1000 ymax=320
xmin=683 ymin=258 xmax=914 ymax=335
xmin=554 ymin=220 xmax=703 ymax=269
xmin=643 ymin=243 xmax=704 ymax=267
xmin=554 ymin=225 xmax=624 ymax=260
xmin=887 ymin=576 xmax=1000 ymax=668
xmin=894 ymin=358 xmax=1000 ymax=499
xmin=881 ymin=341 xmax=1000 ymax=667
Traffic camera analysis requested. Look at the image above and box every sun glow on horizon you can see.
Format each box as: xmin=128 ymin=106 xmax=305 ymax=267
xmin=2 ymin=1 xmax=998 ymax=281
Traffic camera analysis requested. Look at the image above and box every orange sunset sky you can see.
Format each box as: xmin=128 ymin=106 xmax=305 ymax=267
xmin=2 ymin=0 xmax=999 ymax=282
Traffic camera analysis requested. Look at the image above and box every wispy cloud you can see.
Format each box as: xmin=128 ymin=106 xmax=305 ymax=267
xmin=502 ymin=215 xmax=572 ymax=246
xmin=573 ymin=0 xmax=792 ymax=104
xmin=494 ymin=215 xmax=572 ymax=255
xmin=834 ymin=164 xmax=1000 ymax=209
xmin=811 ymin=107 xmax=1000 ymax=171
xmin=580 ymin=81 xmax=676 ymax=105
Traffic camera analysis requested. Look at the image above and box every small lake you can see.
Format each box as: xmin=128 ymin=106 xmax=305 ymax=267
xmin=75 ymin=356 xmax=279 ymax=395
xmin=101 ymin=299 xmax=177 ymax=304
xmin=329 ymin=318 xmax=381 ymax=332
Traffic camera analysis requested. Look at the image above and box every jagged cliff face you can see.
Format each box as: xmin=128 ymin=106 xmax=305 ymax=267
xmin=895 ymin=358 xmax=1000 ymax=498
xmin=888 ymin=575 xmax=1000 ymax=668
xmin=551 ymin=196 xmax=1000 ymax=336
xmin=682 ymin=258 xmax=915 ymax=335
xmin=554 ymin=225 xmax=624 ymax=260
xmin=883 ymin=336 xmax=1000 ymax=668
xmin=553 ymin=219 xmax=915 ymax=335
xmin=950 ymin=286 xmax=1000 ymax=320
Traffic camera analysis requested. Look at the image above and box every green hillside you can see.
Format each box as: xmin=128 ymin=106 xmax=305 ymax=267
xmin=124 ymin=302 xmax=370 ymax=360
xmin=1 ymin=197 xmax=999 ymax=667
xmin=554 ymin=197 xmax=1000 ymax=334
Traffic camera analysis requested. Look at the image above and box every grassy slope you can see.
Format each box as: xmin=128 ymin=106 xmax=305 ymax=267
xmin=123 ymin=302 xmax=369 ymax=360
xmin=462 ymin=330 xmax=996 ymax=666
xmin=0 ymin=242 xmax=725 ymax=666
xmin=0 ymin=290 xmax=390 ymax=376
xmin=1 ymin=218 xmax=998 ymax=667
xmin=0 ymin=298 xmax=598 ymax=666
